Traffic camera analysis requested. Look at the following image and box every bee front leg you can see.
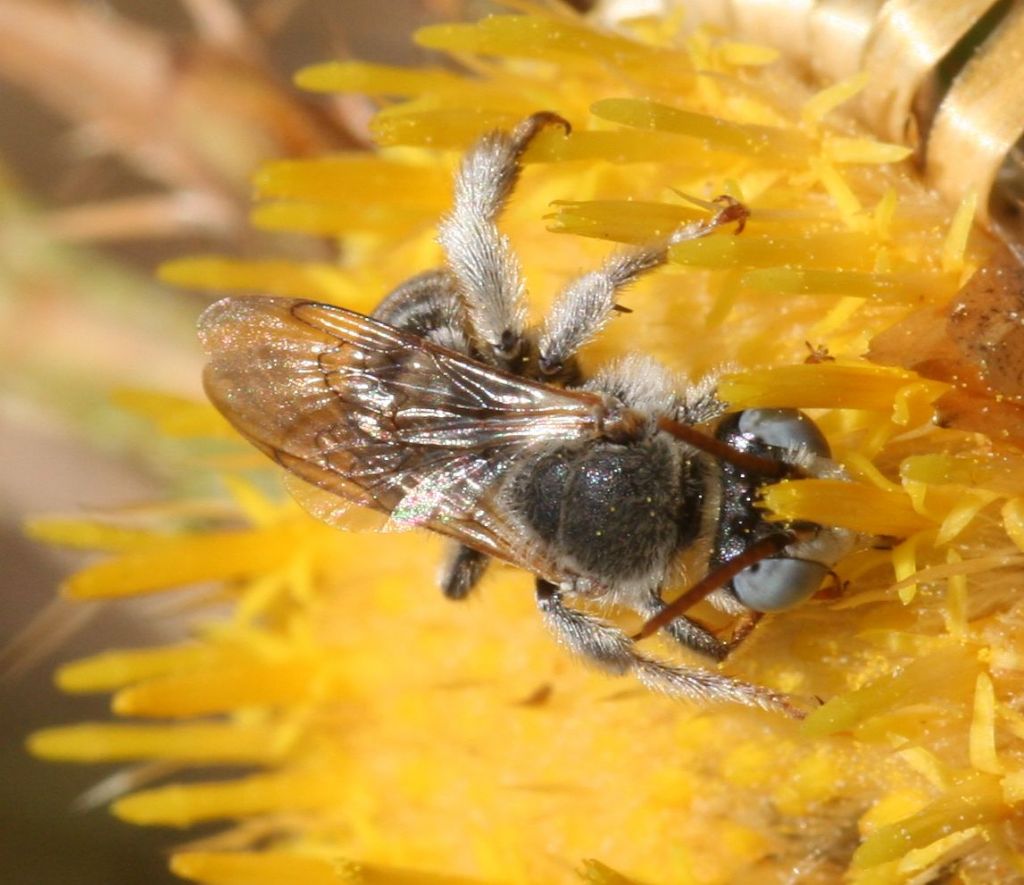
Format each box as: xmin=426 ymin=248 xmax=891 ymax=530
xmin=535 ymin=580 xmax=803 ymax=717
xmin=639 ymin=593 xmax=763 ymax=663
xmin=438 ymin=543 xmax=490 ymax=600
xmin=645 ymin=605 xmax=734 ymax=663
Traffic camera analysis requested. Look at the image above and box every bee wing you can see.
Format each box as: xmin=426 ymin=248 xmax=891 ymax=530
xmin=199 ymin=296 xmax=611 ymax=578
xmin=281 ymin=472 xmax=390 ymax=533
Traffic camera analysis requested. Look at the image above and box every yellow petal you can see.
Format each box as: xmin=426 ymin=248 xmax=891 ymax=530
xmin=63 ymin=526 xmax=304 ymax=600
xmin=853 ymin=773 xmax=1005 ymax=867
xmin=114 ymin=769 xmax=345 ymax=826
xmin=28 ymin=722 xmax=282 ymax=763
xmin=112 ymin=657 xmax=333 ymax=717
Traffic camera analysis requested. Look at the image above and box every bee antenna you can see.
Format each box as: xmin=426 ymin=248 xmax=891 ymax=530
xmin=633 ymin=533 xmax=795 ymax=641
xmin=656 ymin=417 xmax=807 ymax=479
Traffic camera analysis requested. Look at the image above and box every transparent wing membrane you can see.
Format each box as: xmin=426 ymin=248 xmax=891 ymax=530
xmin=200 ymin=296 xmax=611 ymax=579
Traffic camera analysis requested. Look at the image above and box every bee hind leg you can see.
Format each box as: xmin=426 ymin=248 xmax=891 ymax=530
xmin=536 ymin=580 xmax=803 ymax=717
xmin=438 ymin=543 xmax=490 ymax=600
xmin=438 ymin=112 xmax=570 ymax=367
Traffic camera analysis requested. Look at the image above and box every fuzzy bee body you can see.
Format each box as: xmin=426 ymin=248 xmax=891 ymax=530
xmin=508 ymin=433 xmax=696 ymax=592
xmin=200 ymin=113 xmax=854 ymax=715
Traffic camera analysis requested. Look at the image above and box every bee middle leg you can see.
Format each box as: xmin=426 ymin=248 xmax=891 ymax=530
xmin=537 ymin=196 xmax=749 ymax=377
xmin=438 ymin=543 xmax=490 ymax=600
xmin=535 ymin=579 xmax=802 ymax=716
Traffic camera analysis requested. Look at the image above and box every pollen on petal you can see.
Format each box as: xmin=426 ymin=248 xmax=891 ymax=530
xmin=802 ymin=648 xmax=980 ymax=737
xmin=720 ymin=363 xmax=932 ymax=411
xmin=852 ymin=773 xmax=1005 ymax=868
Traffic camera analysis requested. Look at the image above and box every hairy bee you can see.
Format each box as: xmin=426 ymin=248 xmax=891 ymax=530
xmin=200 ymin=113 xmax=853 ymax=715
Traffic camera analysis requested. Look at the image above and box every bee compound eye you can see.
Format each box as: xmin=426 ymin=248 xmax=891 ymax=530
xmin=732 ymin=558 xmax=829 ymax=612
xmin=736 ymin=409 xmax=830 ymax=457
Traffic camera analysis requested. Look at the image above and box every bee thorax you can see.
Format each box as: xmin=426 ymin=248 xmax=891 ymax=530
xmin=506 ymin=436 xmax=701 ymax=592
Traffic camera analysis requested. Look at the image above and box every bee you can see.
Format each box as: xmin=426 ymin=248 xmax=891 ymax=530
xmin=200 ymin=112 xmax=854 ymax=716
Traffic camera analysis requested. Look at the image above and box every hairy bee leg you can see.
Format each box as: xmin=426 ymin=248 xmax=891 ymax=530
xmin=535 ymin=580 xmax=803 ymax=716
xmin=438 ymin=112 xmax=570 ymax=366
xmin=638 ymin=592 xmax=766 ymax=662
xmin=438 ymin=543 xmax=490 ymax=600
xmin=372 ymin=268 xmax=471 ymax=355
xmin=638 ymin=598 xmax=735 ymax=662
xmin=537 ymin=196 xmax=749 ymax=376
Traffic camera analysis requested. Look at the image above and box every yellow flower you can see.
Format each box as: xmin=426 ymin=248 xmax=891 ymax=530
xmin=28 ymin=5 xmax=1024 ymax=883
